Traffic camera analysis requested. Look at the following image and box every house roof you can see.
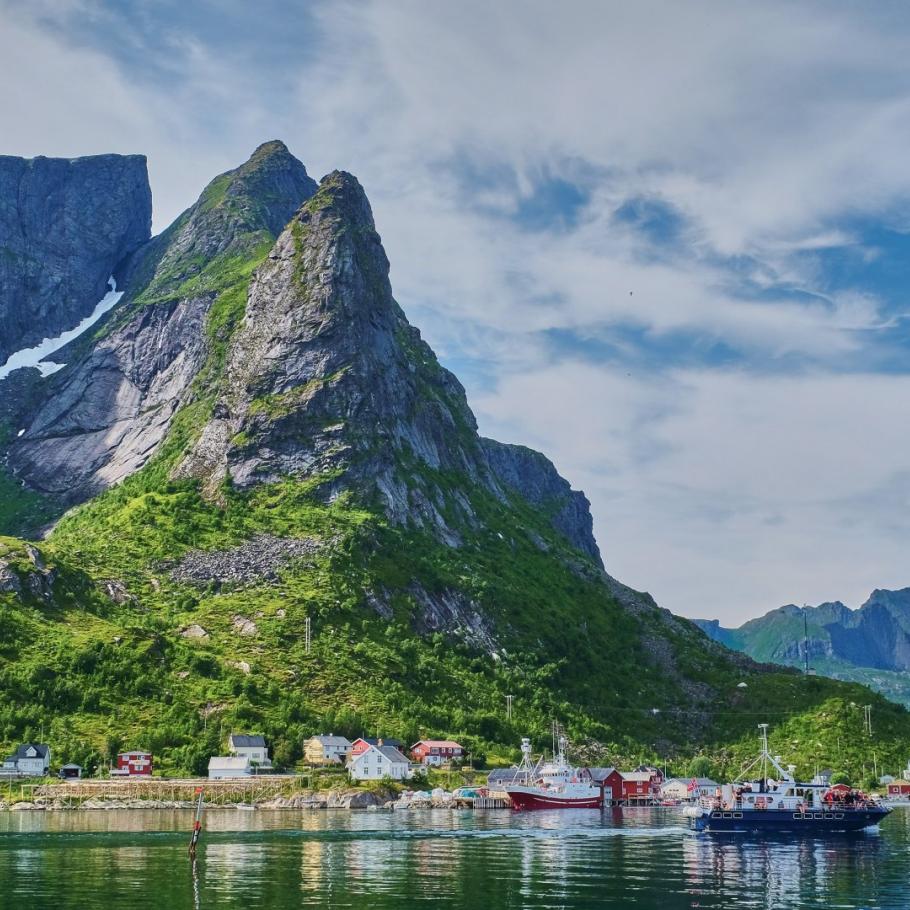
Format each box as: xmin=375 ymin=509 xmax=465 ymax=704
xmin=411 ymin=740 xmax=463 ymax=750
xmin=230 ymin=734 xmax=266 ymax=748
xmin=355 ymin=737 xmax=405 ymax=748
xmin=12 ymin=743 xmax=49 ymax=759
xmin=60 ymin=764 xmax=82 ymax=770
xmin=351 ymin=744 xmax=409 ymax=765
xmin=588 ymin=767 xmax=619 ymax=782
xmin=378 ymin=745 xmax=410 ymax=764
xmin=208 ymin=756 xmax=250 ymax=770
xmin=622 ymin=771 xmax=654 ymax=782
xmin=310 ymin=735 xmax=352 ymax=748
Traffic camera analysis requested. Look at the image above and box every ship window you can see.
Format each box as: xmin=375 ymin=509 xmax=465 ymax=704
xmin=723 ymin=812 xmax=732 ymax=818
xmin=793 ymin=814 xmax=801 ymax=819
xmin=813 ymin=813 xmax=822 ymax=819
xmin=733 ymin=812 xmax=742 ymax=818
xmin=711 ymin=812 xmax=721 ymax=818
xmin=835 ymin=813 xmax=844 ymax=819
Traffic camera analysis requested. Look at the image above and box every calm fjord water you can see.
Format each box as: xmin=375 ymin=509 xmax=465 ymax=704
xmin=0 ymin=807 xmax=907 ymax=909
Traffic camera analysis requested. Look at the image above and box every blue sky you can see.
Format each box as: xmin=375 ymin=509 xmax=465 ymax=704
xmin=4 ymin=0 xmax=910 ymax=622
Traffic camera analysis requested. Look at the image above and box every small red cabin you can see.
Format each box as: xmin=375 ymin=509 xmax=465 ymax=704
xmin=115 ymin=751 xmax=153 ymax=776
xmin=888 ymin=780 xmax=910 ymax=797
xmin=590 ymin=768 xmax=624 ymax=802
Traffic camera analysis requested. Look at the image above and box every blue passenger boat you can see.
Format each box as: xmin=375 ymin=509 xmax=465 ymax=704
xmin=685 ymin=723 xmax=890 ymax=834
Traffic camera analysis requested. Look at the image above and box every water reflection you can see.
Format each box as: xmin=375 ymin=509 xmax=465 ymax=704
xmin=0 ymin=808 xmax=904 ymax=909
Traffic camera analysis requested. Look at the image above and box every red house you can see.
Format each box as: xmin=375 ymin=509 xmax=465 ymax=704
xmin=888 ymin=780 xmax=910 ymax=797
xmin=350 ymin=737 xmax=407 ymax=758
xmin=621 ymin=767 xmax=662 ymax=803
xmin=590 ymin=768 xmax=624 ymax=803
xmin=410 ymin=740 xmax=465 ymax=766
xmin=112 ymin=751 xmax=153 ymax=777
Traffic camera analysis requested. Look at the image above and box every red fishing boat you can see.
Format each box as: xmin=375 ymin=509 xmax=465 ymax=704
xmin=503 ymin=730 xmax=604 ymax=810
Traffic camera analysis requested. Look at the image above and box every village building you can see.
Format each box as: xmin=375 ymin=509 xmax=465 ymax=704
xmin=887 ymin=779 xmax=910 ymax=797
xmin=304 ymin=735 xmax=352 ymax=766
xmin=350 ymin=737 xmax=406 ymax=757
xmin=347 ymin=744 xmax=412 ymax=781
xmin=58 ymin=764 xmax=83 ymax=780
xmin=589 ymin=767 xmax=625 ymax=803
xmin=111 ymin=751 xmax=153 ymax=777
xmin=208 ymin=756 xmax=252 ymax=779
xmin=1 ymin=744 xmax=51 ymax=777
xmin=660 ymin=777 xmax=718 ymax=800
xmin=410 ymin=740 xmax=465 ymax=766
xmin=229 ymin=734 xmax=272 ymax=768
xmin=621 ymin=771 xmax=659 ymax=803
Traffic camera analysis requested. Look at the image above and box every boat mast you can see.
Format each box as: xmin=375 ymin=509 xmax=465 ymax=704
xmin=759 ymin=723 xmax=769 ymax=787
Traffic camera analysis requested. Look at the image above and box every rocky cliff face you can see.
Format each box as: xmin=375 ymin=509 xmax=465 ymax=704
xmin=3 ymin=146 xmax=600 ymax=564
xmin=0 ymin=153 xmax=151 ymax=362
xmin=174 ymin=169 xmax=601 ymax=559
xmin=5 ymin=142 xmax=317 ymax=505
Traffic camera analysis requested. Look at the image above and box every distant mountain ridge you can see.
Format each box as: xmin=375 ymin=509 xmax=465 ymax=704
xmin=695 ymin=588 xmax=910 ymax=705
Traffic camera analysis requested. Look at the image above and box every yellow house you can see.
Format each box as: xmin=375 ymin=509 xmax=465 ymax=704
xmin=304 ymin=734 xmax=352 ymax=765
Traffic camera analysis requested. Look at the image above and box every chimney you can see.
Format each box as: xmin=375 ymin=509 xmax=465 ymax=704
xmin=378 ymin=738 xmax=384 ymax=747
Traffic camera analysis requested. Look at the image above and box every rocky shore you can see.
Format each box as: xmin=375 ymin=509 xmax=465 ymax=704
xmin=0 ymin=789 xmax=470 ymax=812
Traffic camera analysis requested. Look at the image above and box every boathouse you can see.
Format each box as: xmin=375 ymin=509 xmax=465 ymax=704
xmin=887 ymin=779 xmax=910 ymax=797
xmin=58 ymin=763 xmax=82 ymax=780
xmin=589 ymin=767 xmax=624 ymax=803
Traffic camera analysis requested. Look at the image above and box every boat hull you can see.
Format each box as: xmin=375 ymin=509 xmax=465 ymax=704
xmin=506 ymin=788 xmax=603 ymax=810
xmin=693 ymin=807 xmax=890 ymax=834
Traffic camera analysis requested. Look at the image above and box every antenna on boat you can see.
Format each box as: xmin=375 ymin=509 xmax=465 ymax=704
xmin=758 ymin=723 xmax=770 ymax=786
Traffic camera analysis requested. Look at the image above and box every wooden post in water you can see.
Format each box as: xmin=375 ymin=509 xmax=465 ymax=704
xmin=188 ymin=787 xmax=204 ymax=858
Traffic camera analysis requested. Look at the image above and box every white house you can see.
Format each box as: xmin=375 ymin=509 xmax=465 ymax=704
xmin=661 ymin=777 xmax=718 ymax=800
xmin=229 ymin=734 xmax=271 ymax=768
xmin=208 ymin=756 xmax=251 ymax=779
xmin=2 ymin=744 xmax=51 ymax=777
xmin=347 ymin=744 xmax=412 ymax=781
xmin=304 ymin=734 xmax=352 ymax=766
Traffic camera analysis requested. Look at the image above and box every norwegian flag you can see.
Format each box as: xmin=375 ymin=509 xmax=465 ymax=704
xmin=687 ymin=777 xmax=697 ymax=793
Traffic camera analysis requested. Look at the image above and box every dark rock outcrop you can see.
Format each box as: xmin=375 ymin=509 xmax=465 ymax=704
xmin=0 ymin=153 xmax=151 ymax=362
xmin=5 ymin=142 xmax=317 ymax=504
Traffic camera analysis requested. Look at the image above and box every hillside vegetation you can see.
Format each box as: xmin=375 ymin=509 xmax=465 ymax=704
xmin=0 ymin=141 xmax=907 ymax=784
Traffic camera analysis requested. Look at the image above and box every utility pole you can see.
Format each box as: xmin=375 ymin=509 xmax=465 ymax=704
xmin=803 ymin=609 xmax=810 ymax=675
xmin=305 ymin=616 xmax=312 ymax=654
xmin=505 ymin=695 xmax=514 ymax=721
xmin=863 ymin=705 xmax=873 ymax=737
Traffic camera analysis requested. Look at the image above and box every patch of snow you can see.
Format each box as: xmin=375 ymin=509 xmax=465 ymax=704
xmin=17 ymin=430 xmax=24 ymax=437
xmin=0 ymin=277 xmax=123 ymax=381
